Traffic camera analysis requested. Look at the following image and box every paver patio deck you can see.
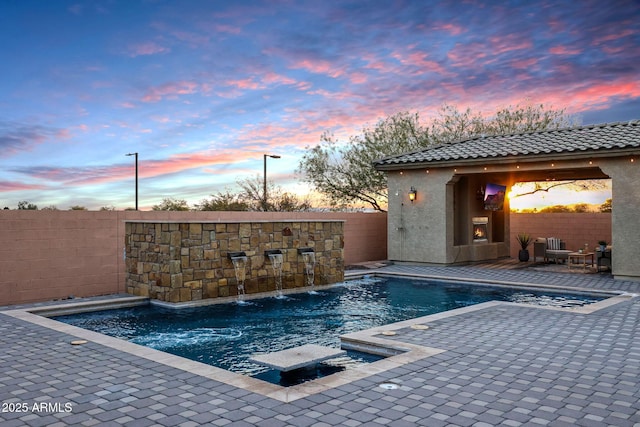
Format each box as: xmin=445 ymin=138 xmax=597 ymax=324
xmin=1 ymin=264 xmax=639 ymax=426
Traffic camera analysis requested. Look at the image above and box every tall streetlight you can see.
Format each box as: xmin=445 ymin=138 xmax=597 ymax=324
xmin=263 ymin=154 xmax=281 ymax=211
xmin=125 ymin=152 xmax=138 ymax=210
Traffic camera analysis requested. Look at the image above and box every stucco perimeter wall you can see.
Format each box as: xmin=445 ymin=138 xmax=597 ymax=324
xmin=0 ymin=211 xmax=387 ymax=305
xmin=509 ymin=213 xmax=612 ymax=256
xmin=0 ymin=210 xmax=122 ymax=306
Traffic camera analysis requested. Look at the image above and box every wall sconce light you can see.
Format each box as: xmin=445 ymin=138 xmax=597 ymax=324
xmin=408 ymin=187 xmax=417 ymax=203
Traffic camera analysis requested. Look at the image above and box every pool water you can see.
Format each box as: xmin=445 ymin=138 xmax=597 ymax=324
xmin=53 ymin=277 xmax=602 ymax=385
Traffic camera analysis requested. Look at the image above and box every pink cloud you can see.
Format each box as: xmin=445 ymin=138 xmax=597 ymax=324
xmin=306 ymin=88 xmax=353 ymax=101
xmin=56 ymin=129 xmax=72 ymax=139
xmin=487 ymin=36 xmax=533 ymax=56
xmin=263 ymin=72 xmax=298 ymax=86
xmin=223 ymin=72 xmax=307 ymax=93
xmin=0 ymin=181 xmax=47 ymax=192
xmin=139 ymin=152 xmax=243 ymax=179
xmin=567 ymin=80 xmax=640 ymax=109
xmin=142 ymin=81 xmax=198 ymax=102
xmin=225 ymin=77 xmax=263 ymax=90
xmin=126 ymin=42 xmax=170 ymax=58
xmin=349 ymin=72 xmax=368 ymax=84
xmin=18 ymin=151 xmax=250 ymax=188
xmin=594 ymin=29 xmax=636 ymax=44
xmin=431 ymin=22 xmax=465 ymax=36
xmin=393 ymin=51 xmax=447 ymax=75
xmin=361 ymin=54 xmax=403 ymax=75
xmin=447 ymin=43 xmax=488 ymax=68
xmin=601 ymin=45 xmax=626 ymax=55
xmin=509 ymin=58 xmax=539 ymax=70
xmin=549 ymin=46 xmax=582 ymax=55
xmin=291 ymin=58 xmax=344 ymax=78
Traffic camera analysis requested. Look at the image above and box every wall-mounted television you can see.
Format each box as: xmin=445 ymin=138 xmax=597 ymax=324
xmin=484 ymin=183 xmax=506 ymax=211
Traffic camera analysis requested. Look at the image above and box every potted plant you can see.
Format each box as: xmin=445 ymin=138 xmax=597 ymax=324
xmin=598 ymin=240 xmax=608 ymax=252
xmin=516 ymin=233 xmax=532 ymax=262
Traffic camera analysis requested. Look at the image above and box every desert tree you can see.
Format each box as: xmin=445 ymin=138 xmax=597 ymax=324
xmin=152 ymin=197 xmax=190 ymax=211
xmin=297 ymin=103 xmax=576 ymax=211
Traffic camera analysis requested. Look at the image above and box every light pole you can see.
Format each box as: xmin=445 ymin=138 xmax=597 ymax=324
xmin=126 ymin=152 xmax=138 ymax=210
xmin=263 ymin=154 xmax=281 ymax=211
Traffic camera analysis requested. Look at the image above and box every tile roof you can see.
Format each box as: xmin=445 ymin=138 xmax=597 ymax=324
xmin=374 ymin=120 xmax=640 ymax=169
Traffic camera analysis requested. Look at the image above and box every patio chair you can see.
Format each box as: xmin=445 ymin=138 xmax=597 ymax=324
xmin=539 ymin=237 xmax=572 ymax=264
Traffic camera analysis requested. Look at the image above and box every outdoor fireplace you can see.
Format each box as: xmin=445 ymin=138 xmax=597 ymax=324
xmin=472 ymin=216 xmax=488 ymax=243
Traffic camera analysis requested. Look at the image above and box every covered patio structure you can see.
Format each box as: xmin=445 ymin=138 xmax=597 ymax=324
xmin=374 ymin=120 xmax=640 ymax=281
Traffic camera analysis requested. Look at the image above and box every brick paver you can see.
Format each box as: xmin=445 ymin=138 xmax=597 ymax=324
xmin=1 ymin=265 xmax=639 ymax=426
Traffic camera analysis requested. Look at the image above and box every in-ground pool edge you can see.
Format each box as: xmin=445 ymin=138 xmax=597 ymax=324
xmin=2 ymin=307 xmax=445 ymax=403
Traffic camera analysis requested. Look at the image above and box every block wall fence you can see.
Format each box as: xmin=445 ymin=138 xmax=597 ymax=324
xmin=0 ymin=211 xmax=386 ymax=306
xmin=0 ymin=211 xmax=612 ymax=306
xmin=509 ymin=213 xmax=612 ymax=255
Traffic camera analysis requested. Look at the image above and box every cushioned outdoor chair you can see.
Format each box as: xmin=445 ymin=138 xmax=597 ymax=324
xmin=536 ymin=237 xmax=571 ymax=264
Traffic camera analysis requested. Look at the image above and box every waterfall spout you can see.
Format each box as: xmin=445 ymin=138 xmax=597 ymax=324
xmin=298 ymin=248 xmax=316 ymax=291
xmin=265 ymin=250 xmax=284 ymax=298
xmin=301 ymin=252 xmax=315 ymax=289
xmin=228 ymin=252 xmax=248 ymax=302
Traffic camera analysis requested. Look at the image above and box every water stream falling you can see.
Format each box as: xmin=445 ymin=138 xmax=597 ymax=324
xmin=268 ymin=253 xmax=284 ymax=298
xmin=302 ymin=251 xmax=316 ymax=291
xmin=230 ymin=256 xmax=248 ymax=303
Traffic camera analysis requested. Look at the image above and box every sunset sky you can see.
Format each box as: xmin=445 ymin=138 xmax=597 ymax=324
xmin=1 ymin=1 xmax=638 ymax=210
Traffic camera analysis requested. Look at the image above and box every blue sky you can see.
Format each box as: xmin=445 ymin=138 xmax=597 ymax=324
xmin=1 ymin=0 xmax=639 ymax=210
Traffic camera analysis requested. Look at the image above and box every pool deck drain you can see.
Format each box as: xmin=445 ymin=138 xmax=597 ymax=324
xmin=249 ymin=344 xmax=347 ymax=372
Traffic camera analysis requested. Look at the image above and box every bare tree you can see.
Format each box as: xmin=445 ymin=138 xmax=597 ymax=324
xmin=195 ymin=190 xmax=249 ymax=211
xmin=237 ymin=175 xmax=312 ymax=212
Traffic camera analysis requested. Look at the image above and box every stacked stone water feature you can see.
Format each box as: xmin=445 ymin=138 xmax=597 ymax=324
xmin=125 ymin=221 xmax=344 ymax=303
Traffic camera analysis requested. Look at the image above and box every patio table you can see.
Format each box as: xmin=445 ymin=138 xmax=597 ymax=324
xmin=568 ymin=252 xmax=595 ymax=271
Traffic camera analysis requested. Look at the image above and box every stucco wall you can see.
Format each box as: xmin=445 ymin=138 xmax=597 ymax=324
xmin=598 ymin=158 xmax=640 ymax=281
xmin=386 ymin=169 xmax=454 ymax=263
xmin=0 ymin=211 xmax=386 ymax=306
xmin=387 ymin=170 xmax=511 ymax=264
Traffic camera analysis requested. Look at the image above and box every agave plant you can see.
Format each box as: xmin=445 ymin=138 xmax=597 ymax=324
xmin=516 ymin=233 xmax=532 ymax=250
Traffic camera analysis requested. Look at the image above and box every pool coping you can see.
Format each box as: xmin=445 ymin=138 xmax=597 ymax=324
xmin=3 ymin=272 xmax=635 ymax=403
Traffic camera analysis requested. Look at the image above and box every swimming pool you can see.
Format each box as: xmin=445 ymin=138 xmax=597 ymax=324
xmin=53 ymin=276 xmax=602 ymax=385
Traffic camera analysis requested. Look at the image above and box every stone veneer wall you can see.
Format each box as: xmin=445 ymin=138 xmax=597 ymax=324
xmin=125 ymin=221 xmax=344 ymax=302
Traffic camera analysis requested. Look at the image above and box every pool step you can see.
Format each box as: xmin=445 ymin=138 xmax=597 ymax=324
xmin=249 ymin=344 xmax=346 ymax=372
